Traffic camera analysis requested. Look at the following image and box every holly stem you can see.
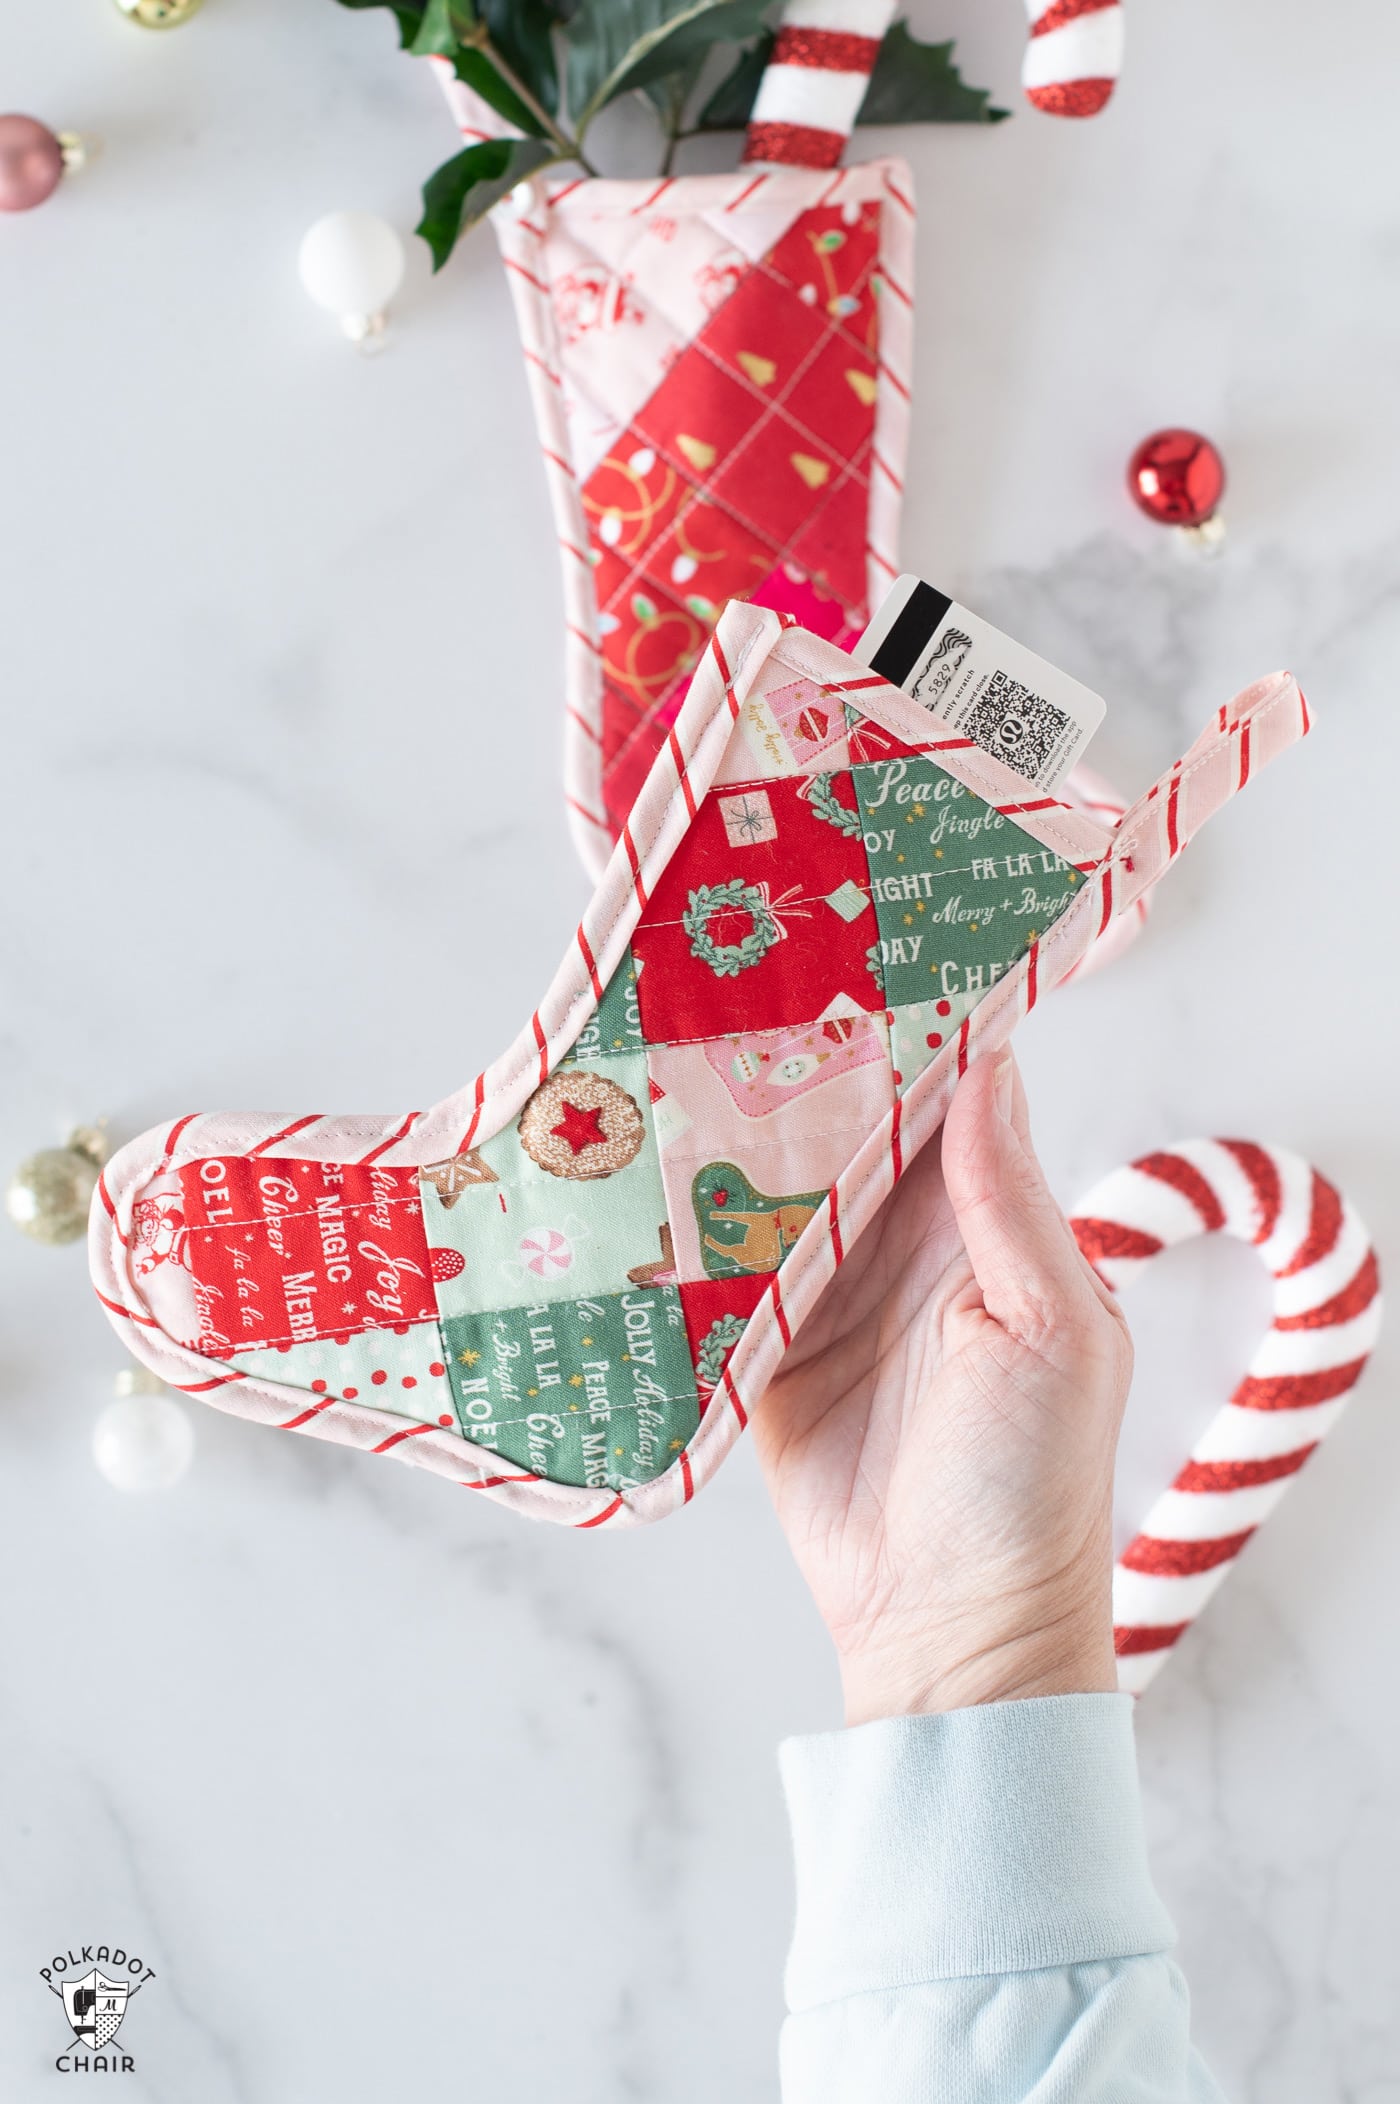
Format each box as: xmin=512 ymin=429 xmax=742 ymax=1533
xmin=473 ymin=31 xmax=600 ymax=177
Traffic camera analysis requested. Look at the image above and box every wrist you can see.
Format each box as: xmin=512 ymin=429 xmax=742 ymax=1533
xmin=837 ymin=1592 xmax=1117 ymax=1727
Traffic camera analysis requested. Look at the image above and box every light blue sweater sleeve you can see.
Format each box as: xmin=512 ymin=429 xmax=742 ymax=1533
xmin=777 ymin=1693 xmax=1226 ymax=2102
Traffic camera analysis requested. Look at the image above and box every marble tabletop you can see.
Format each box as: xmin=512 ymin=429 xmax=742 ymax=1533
xmin=3 ymin=0 xmax=1397 ymax=2097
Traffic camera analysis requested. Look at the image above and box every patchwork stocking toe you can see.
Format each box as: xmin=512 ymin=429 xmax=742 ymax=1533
xmin=91 ymin=602 xmax=1309 ymax=1529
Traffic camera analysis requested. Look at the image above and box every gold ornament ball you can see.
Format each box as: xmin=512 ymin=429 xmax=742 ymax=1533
xmin=6 ymin=1136 xmax=104 ymax=1246
xmin=113 ymin=0 xmax=206 ymax=25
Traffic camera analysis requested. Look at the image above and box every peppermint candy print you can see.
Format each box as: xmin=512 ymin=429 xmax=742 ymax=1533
xmin=1071 ymin=1141 xmax=1381 ymax=1694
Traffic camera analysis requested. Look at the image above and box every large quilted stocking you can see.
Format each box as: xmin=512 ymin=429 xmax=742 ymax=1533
xmin=91 ymin=603 xmax=1309 ymax=1531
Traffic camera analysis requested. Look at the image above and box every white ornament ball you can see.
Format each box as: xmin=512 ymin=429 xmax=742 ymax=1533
xmin=298 ymin=211 xmax=405 ymax=341
xmin=93 ymin=1389 xmax=194 ymax=1492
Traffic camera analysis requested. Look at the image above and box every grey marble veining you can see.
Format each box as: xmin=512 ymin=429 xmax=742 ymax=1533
xmin=2 ymin=1 xmax=1397 ymax=2098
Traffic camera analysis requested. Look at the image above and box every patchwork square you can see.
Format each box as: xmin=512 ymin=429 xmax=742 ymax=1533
xmin=889 ymin=992 xmax=982 ymax=1095
xmin=631 ymin=772 xmax=881 ymax=1042
xmin=648 ymin=1015 xmax=893 ymax=1283
xmin=233 ymin=1324 xmax=458 ymax=1429
xmin=584 ymin=434 xmax=688 ymax=566
xmin=442 ymin=1289 xmax=698 ymax=1489
xmin=644 ymin=496 xmax=773 ymax=625
xmin=712 ymin=664 xmax=852 ymax=785
xmin=853 ymin=756 xmax=1084 ymax=1008
xmin=708 ymin=411 xmax=843 ymax=550
xmin=563 ymin=947 xmax=644 ymax=1065
xmin=679 ymin=1273 xmax=771 ymax=1401
xmin=176 ymin=1155 xmax=435 ymax=1358
xmin=423 ymin=1053 xmax=671 ymax=1320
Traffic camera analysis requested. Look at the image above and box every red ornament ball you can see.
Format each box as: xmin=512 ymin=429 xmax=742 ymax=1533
xmin=1127 ymin=429 xmax=1225 ymax=529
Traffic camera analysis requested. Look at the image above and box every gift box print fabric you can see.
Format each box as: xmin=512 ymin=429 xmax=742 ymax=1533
xmin=91 ymin=603 xmax=1310 ymax=1529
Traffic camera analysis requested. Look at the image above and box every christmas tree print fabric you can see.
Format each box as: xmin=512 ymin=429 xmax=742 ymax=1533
xmin=91 ymin=603 xmax=1310 ymax=1526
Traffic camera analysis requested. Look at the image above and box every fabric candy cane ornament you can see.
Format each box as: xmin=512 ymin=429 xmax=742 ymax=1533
xmin=1071 ymin=1142 xmax=1380 ymax=1693
xmin=442 ymin=0 xmax=1122 ymax=879
xmin=91 ymin=601 xmax=1308 ymax=1528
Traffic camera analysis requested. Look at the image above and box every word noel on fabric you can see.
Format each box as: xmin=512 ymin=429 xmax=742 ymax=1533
xmin=91 ymin=602 xmax=1310 ymax=1534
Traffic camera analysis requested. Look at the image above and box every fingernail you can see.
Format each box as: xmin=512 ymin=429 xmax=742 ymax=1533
xmin=993 ymin=1050 xmax=1014 ymax=1123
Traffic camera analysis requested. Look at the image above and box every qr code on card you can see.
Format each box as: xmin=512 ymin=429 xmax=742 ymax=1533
xmin=965 ymin=668 xmax=1072 ymax=782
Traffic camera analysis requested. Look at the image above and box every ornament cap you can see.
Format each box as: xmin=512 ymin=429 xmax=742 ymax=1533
xmin=113 ymin=0 xmax=207 ymax=25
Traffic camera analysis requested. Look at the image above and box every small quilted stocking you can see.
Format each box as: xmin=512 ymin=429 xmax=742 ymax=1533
xmin=92 ymin=603 xmax=1309 ymax=1529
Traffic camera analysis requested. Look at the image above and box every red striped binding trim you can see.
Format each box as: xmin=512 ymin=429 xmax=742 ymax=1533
xmin=576 ymin=1494 xmax=625 ymax=1529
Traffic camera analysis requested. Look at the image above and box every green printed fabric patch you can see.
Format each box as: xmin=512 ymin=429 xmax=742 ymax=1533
xmin=853 ymin=757 xmax=1082 ymax=1009
xmin=564 ymin=946 xmax=644 ymax=1064
xmin=443 ymin=1289 xmax=699 ymax=1489
xmin=691 ymin=1161 xmax=824 ymax=1278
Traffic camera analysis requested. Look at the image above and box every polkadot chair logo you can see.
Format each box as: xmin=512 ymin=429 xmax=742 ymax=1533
xmin=41 ymin=1945 xmax=155 ymax=2073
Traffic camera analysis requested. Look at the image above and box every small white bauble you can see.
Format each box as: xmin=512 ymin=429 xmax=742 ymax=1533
xmin=93 ymin=1386 xmax=194 ymax=1492
xmin=298 ymin=211 xmax=405 ymax=343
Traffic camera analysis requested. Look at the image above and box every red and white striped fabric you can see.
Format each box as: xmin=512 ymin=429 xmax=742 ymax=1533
xmin=742 ymin=0 xmax=898 ymax=168
xmin=1022 ymin=0 xmax=1125 ymax=119
xmin=1072 ymin=1141 xmax=1381 ymax=1694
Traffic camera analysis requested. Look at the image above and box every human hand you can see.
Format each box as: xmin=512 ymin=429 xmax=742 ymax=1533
xmin=751 ymin=1050 xmax=1131 ymax=1725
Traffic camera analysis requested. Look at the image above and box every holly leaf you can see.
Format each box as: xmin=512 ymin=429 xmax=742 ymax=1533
xmin=416 ymin=135 xmax=557 ymax=270
xmin=481 ymin=0 xmax=562 ymax=114
xmin=565 ymin=0 xmax=766 ymax=134
xmin=450 ymin=45 xmax=549 ymax=134
xmin=407 ymin=0 xmax=466 ymax=55
xmin=333 ymin=0 xmax=427 ymax=48
xmin=856 ymin=24 xmax=1009 ymax=126
xmin=694 ymin=31 xmax=769 ymax=129
xmin=698 ymin=22 xmax=1008 ymax=131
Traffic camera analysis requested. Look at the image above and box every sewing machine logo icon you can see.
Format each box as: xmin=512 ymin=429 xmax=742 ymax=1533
xmin=62 ymin=1971 xmax=130 ymax=2051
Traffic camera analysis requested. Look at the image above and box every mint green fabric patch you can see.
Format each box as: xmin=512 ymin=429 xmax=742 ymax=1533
xmin=852 ymin=759 xmax=1083 ymax=1008
xmin=423 ymin=1050 xmax=671 ymax=1322
xmin=889 ymin=991 xmax=981 ymax=1096
xmin=443 ymin=1289 xmax=698 ymax=1488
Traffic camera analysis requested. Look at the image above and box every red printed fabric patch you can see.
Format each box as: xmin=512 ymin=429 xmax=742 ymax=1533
xmin=631 ymin=771 xmax=881 ymax=1042
xmin=678 ymin=1273 xmax=770 ymax=1403
xmin=177 ymin=1156 xmax=436 ymax=1359
xmin=578 ymin=200 xmax=882 ymax=838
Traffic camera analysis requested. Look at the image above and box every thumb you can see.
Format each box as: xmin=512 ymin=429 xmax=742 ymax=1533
xmin=941 ymin=1050 xmax=1105 ymax=1351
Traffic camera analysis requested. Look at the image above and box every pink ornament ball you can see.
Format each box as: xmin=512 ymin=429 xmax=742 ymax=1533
xmin=0 ymin=114 xmax=65 ymax=213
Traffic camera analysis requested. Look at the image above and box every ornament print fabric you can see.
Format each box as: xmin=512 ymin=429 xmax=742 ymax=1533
xmin=92 ymin=601 xmax=1310 ymax=1533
